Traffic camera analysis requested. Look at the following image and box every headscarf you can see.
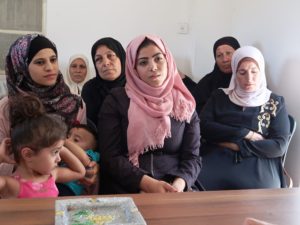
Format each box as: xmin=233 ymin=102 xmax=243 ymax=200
xmin=65 ymin=54 xmax=91 ymax=95
xmin=213 ymin=36 xmax=240 ymax=59
xmin=5 ymin=33 xmax=82 ymax=126
xmin=91 ymin=37 xmax=126 ymax=92
xmin=193 ymin=36 xmax=240 ymax=113
xmin=27 ymin=35 xmax=57 ymax=64
xmin=212 ymin=36 xmax=241 ymax=77
xmin=125 ymin=34 xmax=196 ymax=166
xmin=222 ymin=46 xmax=271 ymax=107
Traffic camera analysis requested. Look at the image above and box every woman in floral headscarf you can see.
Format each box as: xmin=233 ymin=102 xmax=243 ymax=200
xmin=0 ymin=34 xmax=98 ymax=183
xmin=197 ymin=46 xmax=290 ymax=190
xmin=98 ymin=34 xmax=201 ymax=194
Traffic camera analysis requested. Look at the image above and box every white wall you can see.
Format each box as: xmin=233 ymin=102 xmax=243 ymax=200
xmin=47 ymin=0 xmax=300 ymax=186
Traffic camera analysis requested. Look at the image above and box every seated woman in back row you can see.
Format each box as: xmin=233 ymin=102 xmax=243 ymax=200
xmin=98 ymin=35 xmax=201 ymax=194
xmin=65 ymin=54 xmax=92 ymax=96
xmin=197 ymin=46 xmax=290 ymax=190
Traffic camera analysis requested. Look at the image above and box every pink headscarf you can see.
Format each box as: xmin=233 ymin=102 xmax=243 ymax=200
xmin=222 ymin=46 xmax=271 ymax=107
xmin=125 ymin=35 xmax=195 ymax=166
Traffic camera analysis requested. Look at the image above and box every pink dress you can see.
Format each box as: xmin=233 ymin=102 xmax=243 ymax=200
xmin=14 ymin=175 xmax=59 ymax=198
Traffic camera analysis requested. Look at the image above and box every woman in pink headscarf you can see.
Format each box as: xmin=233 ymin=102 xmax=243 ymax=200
xmin=98 ymin=35 xmax=201 ymax=194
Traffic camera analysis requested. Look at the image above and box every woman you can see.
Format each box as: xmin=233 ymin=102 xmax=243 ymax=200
xmin=193 ymin=36 xmax=240 ymax=113
xmin=197 ymin=46 xmax=290 ymax=190
xmin=98 ymin=35 xmax=201 ymax=194
xmin=65 ymin=54 xmax=91 ymax=95
xmin=81 ymin=37 xmax=126 ymax=125
xmin=0 ymin=34 xmax=97 ymax=188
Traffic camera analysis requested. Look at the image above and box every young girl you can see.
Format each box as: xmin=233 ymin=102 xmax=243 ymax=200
xmin=0 ymin=95 xmax=85 ymax=198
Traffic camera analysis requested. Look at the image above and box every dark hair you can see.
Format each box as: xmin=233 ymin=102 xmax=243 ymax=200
xmin=135 ymin=38 xmax=158 ymax=68
xmin=136 ymin=38 xmax=157 ymax=57
xmin=70 ymin=119 xmax=98 ymax=143
xmin=9 ymin=95 xmax=67 ymax=163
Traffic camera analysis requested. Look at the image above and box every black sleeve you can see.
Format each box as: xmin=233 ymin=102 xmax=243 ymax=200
xmin=98 ymin=89 xmax=145 ymax=192
xmin=81 ymin=80 xmax=101 ymax=125
xmin=200 ymin=90 xmax=249 ymax=143
xmin=182 ymin=76 xmax=197 ymax=94
xmin=194 ymin=74 xmax=213 ymax=115
xmin=238 ymin=96 xmax=290 ymax=158
xmin=166 ymin=112 xmax=201 ymax=190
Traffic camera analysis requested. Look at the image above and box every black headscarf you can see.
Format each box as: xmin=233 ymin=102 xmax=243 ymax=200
xmin=82 ymin=37 xmax=126 ymax=125
xmin=91 ymin=37 xmax=126 ymax=90
xmin=27 ymin=35 xmax=57 ymax=64
xmin=213 ymin=36 xmax=240 ymax=59
xmin=194 ymin=36 xmax=240 ymax=114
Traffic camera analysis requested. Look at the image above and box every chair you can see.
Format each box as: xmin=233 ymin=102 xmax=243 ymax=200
xmin=282 ymin=114 xmax=297 ymax=166
xmin=282 ymin=114 xmax=296 ymax=188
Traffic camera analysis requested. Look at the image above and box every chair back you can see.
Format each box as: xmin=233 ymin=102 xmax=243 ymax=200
xmin=282 ymin=114 xmax=297 ymax=166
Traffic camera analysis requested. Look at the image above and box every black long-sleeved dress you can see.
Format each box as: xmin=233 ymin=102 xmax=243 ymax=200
xmin=81 ymin=75 xmax=125 ymax=126
xmin=197 ymin=89 xmax=290 ymax=190
xmin=98 ymin=87 xmax=201 ymax=194
xmin=193 ymin=65 xmax=232 ymax=115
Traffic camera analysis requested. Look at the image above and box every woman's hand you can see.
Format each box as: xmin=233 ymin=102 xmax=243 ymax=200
xmin=79 ymin=161 xmax=98 ymax=186
xmin=172 ymin=177 xmax=186 ymax=192
xmin=140 ymin=175 xmax=178 ymax=193
xmin=0 ymin=138 xmax=15 ymax=164
xmin=245 ymin=131 xmax=265 ymax=141
xmin=218 ymin=142 xmax=239 ymax=151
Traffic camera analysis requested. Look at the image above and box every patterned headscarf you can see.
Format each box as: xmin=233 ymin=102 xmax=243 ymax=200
xmin=125 ymin=34 xmax=195 ymax=166
xmin=222 ymin=46 xmax=271 ymax=107
xmin=5 ymin=33 xmax=82 ymax=126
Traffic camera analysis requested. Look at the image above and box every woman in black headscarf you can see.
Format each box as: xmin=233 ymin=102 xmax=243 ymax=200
xmin=81 ymin=37 xmax=126 ymax=125
xmin=193 ymin=36 xmax=240 ymax=114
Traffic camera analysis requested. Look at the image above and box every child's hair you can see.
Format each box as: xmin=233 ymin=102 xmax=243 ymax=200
xmin=9 ymin=95 xmax=67 ymax=163
xmin=71 ymin=119 xmax=98 ymax=144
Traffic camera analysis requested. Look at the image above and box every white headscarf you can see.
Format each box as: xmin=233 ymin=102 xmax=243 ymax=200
xmin=222 ymin=46 xmax=271 ymax=107
xmin=65 ymin=54 xmax=91 ymax=95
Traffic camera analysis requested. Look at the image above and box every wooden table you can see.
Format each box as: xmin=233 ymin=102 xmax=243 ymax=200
xmin=0 ymin=188 xmax=299 ymax=225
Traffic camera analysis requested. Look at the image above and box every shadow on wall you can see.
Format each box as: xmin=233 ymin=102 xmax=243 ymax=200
xmin=249 ymin=43 xmax=276 ymax=91
xmin=174 ymin=56 xmax=194 ymax=81
xmin=278 ymin=58 xmax=300 ymax=187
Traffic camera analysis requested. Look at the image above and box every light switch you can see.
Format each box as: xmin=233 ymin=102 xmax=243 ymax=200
xmin=178 ymin=23 xmax=189 ymax=34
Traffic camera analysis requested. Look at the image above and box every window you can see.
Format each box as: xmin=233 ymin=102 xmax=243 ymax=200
xmin=0 ymin=0 xmax=46 ymax=75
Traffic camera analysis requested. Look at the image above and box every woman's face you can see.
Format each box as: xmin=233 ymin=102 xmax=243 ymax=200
xmin=236 ymin=59 xmax=260 ymax=92
xmin=136 ymin=43 xmax=168 ymax=87
xmin=94 ymin=45 xmax=122 ymax=81
xmin=215 ymin=44 xmax=235 ymax=73
xmin=28 ymin=48 xmax=59 ymax=86
xmin=69 ymin=58 xmax=87 ymax=84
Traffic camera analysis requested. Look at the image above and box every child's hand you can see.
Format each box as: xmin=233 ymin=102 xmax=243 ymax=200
xmin=0 ymin=138 xmax=15 ymax=164
xmin=79 ymin=161 xmax=98 ymax=186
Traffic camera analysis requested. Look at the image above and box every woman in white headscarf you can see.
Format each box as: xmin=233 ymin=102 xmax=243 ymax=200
xmin=197 ymin=46 xmax=290 ymax=190
xmin=66 ymin=54 xmax=92 ymax=95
